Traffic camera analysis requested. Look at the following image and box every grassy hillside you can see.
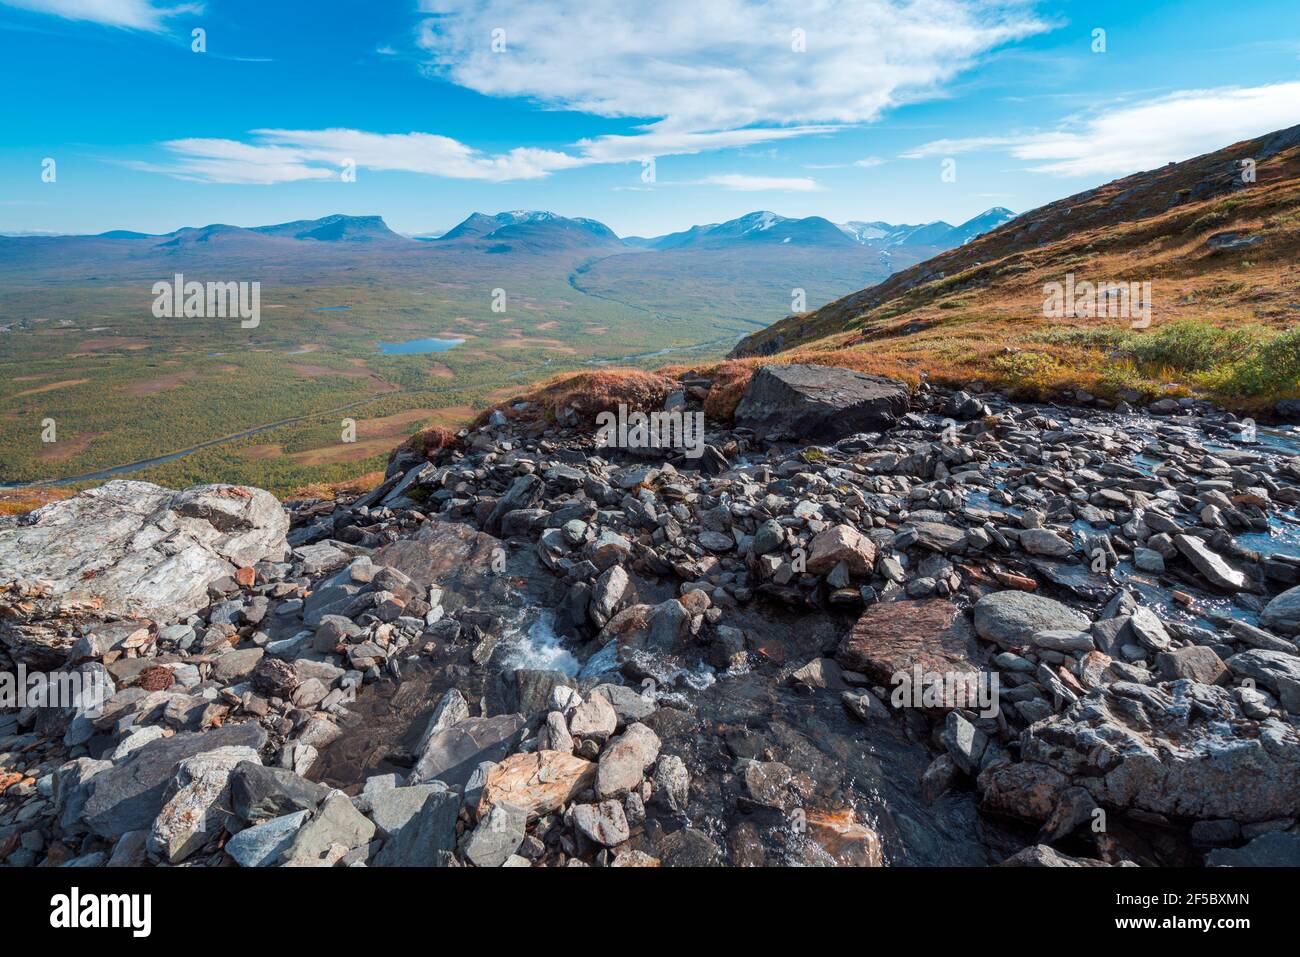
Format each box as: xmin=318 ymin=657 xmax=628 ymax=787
xmin=730 ymin=124 xmax=1300 ymax=413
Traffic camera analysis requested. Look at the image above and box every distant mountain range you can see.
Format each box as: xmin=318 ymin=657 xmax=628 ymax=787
xmin=3 ymin=206 xmax=1016 ymax=258
xmin=0 ymin=206 xmax=1018 ymax=336
xmin=427 ymin=206 xmax=1017 ymax=254
xmin=625 ymin=207 xmax=1016 ymax=252
xmin=432 ymin=210 xmax=621 ymax=249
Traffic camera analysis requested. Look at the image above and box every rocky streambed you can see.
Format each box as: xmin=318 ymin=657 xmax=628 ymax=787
xmin=3 ymin=363 xmax=1300 ymax=868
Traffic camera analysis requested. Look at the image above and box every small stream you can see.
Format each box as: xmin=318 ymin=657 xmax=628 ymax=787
xmin=304 ymin=402 xmax=1300 ymax=866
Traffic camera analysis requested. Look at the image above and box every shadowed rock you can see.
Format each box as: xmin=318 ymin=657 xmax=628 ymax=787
xmin=734 ymin=364 xmax=909 ymax=441
xmin=81 ymin=722 xmax=268 ymax=840
xmin=411 ymin=714 xmax=527 ymax=789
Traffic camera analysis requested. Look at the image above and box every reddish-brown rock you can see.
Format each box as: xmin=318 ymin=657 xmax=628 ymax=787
xmin=478 ymin=750 xmax=596 ymax=821
xmin=836 ymin=599 xmax=985 ymax=704
xmin=806 ymin=524 xmax=877 ymax=576
xmin=801 ymin=808 xmax=883 ymax=866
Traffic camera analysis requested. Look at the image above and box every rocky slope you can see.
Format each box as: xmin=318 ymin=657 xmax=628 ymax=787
xmin=3 ymin=366 xmax=1300 ymax=867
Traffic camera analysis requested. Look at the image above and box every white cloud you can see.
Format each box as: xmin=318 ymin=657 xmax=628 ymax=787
xmin=575 ymin=125 xmax=839 ymax=163
xmin=137 ymin=2 xmax=1060 ymax=186
xmin=416 ymin=0 xmax=1048 ymax=153
xmin=146 ymin=129 xmax=586 ymax=184
xmin=701 ymin=174 xmax=822 ymax=191
xmin=0 ymin=0 xmax=200 ymax=31
xmin=803 ymin=155 xmax=887 ymax=169
xmin=901 ymin=136 xmax=1014 ymax=158
xmin=254 ymin=128 xmax=586 ymax=180
xmin=903 ymin=82 xmax=1300 ymax=176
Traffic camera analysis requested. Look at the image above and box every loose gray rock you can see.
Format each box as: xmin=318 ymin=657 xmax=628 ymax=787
xmin=373 ymin=789 xmax=460 ymax=867
xmin=225 ymin=810 xmax=309 ymax=867
xmin=464 ymin=801 xmax=527 ymax=867
xmin=150 ymin=745 xmax=260 ymax=863
xmin=572 ymin=800 xmax=630 ymax=846
xmin=231 ymin=761 xmax=332 ymax=823
xmin=283 ymin=793 xmax=376 ymax=864
xmin=596 ymin=722 xmax=661 ymax=799
xmin=973 ymin=591 xmax=1090 ymax=651
xmin=1225 ymin=648 xmax=1300 ymax=694
xmin=82 ymin=723 xmax=267 ymax=840
xmin=367 ymin=784 xmax=448 ymax=839
xmin=652 ymin=754 xmax=690 ymax=813
xmin=1174 ymin=534 xmax=1248 ymax=591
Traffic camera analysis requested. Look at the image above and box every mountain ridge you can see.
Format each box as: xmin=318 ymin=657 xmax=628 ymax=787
xmin=726 ymin=123 xmax=1300 ymax=413
xmin=9 ymin=207 xmax=1016 ymax=254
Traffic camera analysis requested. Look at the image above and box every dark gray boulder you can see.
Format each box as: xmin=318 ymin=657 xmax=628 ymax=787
xmin=1206 ymin=831 xmax=1300 ymax=867
xmin=1261 ymin=586 xmax=1300 ymax=636
xmin=733 ymin=364 xmax=910 ymax=441
xmin=373 ymin=789 xmax=461 ymax=867
xmin=230 ymin=761 xmax=332 ymax=824
xmin=410 ymin=714 xmax=527 ymax=789
xmin=82 ymin=722 xmax=267 ymax=839
xmin=1013 ymin=681 xmax=1300 ymax=822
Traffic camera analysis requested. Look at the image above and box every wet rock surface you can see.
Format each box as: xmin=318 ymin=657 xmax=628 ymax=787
xmin=4 ymin=364 xmax=1300 ymax=867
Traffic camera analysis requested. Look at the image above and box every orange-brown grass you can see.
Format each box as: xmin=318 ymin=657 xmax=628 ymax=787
xmin=394 ymin=425 xmax=462 ymax=462
xmin=732 ymin=124 xmax=1300 ymax=413
xmin=10 ymin=378 xmax=91 ymax=398
xmin=0 ymin=486 xmax=75 ymax=516
xmin=471 ymin=368 xmax=678 ymax=428
xmin=287 ymin=470 xmax=386 ymax=502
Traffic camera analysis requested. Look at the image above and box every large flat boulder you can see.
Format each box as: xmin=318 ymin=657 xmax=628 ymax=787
xmin=81 ymin=722 xmax=268 ymax=839
xmin=0 ymin=480 xmax=287 ymax=632
xmin=733 ymin=364 xmax=910 ymax=441
xmin=972 ymin=590 xmax=1090 ymax=651
xmin=372 ymin=518 xmax=503 ymax=614
xmin=410 ymin=714 xmax=527 ymax=790
xmin=836 ymin=599 xmax=986 ymax=707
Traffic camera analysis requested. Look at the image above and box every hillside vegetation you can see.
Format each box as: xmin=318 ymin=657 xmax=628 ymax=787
xmin=730 ymin=124 xmax=1300 ymax=414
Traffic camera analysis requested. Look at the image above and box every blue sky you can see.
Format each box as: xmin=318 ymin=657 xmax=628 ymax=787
xmin=1 ymin=0 xmax=1297 ymax=237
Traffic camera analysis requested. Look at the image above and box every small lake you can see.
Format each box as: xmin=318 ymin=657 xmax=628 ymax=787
xmin=376 ymin=337 xmax=465 ymax=355
xmin=315 ymin=306 xmax=352 ymax=312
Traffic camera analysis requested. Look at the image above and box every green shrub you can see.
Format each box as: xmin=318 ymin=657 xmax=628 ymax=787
xmin=993 ymin=350 xmax=1059 ymax=382
xmin=1126 ymin=320 xmax=1256 ymax=373
xmin=1224 ymin=328 xmax=1300 ymax=395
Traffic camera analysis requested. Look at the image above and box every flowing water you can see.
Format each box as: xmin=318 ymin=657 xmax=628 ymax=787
xmin=308 ymin=405 xmax=1300 ymax=865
